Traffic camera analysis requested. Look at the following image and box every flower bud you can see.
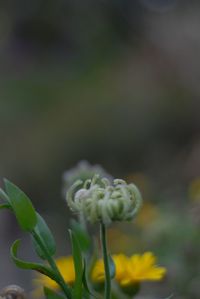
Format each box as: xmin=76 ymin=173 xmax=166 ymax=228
xmin=66 ymin=175 xmax=142 ymax=225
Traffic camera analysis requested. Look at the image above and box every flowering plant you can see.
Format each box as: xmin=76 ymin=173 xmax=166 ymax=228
xmin=0 ymin=165 xmax=168 ymax=299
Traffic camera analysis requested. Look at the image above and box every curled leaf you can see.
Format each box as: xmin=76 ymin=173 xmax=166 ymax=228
xmin=10 ymin=239 xmax=55 ymax=280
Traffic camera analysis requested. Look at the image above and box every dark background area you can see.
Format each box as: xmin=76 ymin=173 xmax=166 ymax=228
xmin=1 ymin=1 xmax=200 ymax=298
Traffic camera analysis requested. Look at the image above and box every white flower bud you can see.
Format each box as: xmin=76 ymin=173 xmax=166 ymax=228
xmin=66 ymin=175 xmax=142 ymax=225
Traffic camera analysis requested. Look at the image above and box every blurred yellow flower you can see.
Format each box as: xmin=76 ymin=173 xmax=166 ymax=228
xmin=33 ymin=256 xmax=75 ymax=294
xmin=118 ymin=252 xmax=166 ymax=286
xmin=112 ymin=254 xmax=130 ymax=283
xmin=188 ymin=177 xmax=200 ymax=202
xmin=91 ymin=259 xmax=105 ymax=283
xmin=136 ymin=202 xmax=159 ymax=228
xmin=91 ymin=252 xmax=166 ymax=287
xmin=33 ymin=253 xmax=166 ymax=297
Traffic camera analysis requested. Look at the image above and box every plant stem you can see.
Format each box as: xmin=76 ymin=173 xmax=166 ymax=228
xmin=32 ymin=230 xmax=72 ymax=299
xmin=100 ymin=222 xmax=111 ymax=299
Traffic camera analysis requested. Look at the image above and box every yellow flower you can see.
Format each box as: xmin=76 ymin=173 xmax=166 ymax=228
xmin=91 ymin=254 xmax=130 ymax=284
xmin=91 ymin=259 xmax=105 ymax=283
xmin=119 ymin=252 xmax=166 ymax=287
xmin=33 ymin=256 xmax=75 ymax=295
xmin=91 ymin=252 xmax=166 ymax=287
xmin=112 ymin=254 xmax=130 ymax=283
xmin=33 ymin=253 xmax=166 ymax=297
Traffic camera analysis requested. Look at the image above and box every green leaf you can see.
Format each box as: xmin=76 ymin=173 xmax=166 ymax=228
xmin=0 ymin=203 xmax=12 ymax=210
xmin=32 ymin=213 xmax=56 ymax=259
xmin=69 ymin=229 xmax=83 ymax=299
xmin=0 ymin=188 xmax=10 ymax=203
xmin=108 ymin=255 xmax=115 ymax=279
xmin=70 ymin=220 xmax=91 ymax=252
xmin=10 ymin=239 xmax=55 ymax=280
xmin=4 ymin=179 xmax=37 ymax=231
xmin=82 ymin=260 xmax=90 ymax=295
xmin=82 ymin=259 xmax=100 ymax=299
xmin=44 ymin=287 xmax=65 ymax=299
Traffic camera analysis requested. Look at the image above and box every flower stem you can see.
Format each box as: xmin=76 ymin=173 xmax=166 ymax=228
xmin=100 ymin=222 xmax=111 ymax=299
xmin=32 ymin=230 xmax=72 ymax=299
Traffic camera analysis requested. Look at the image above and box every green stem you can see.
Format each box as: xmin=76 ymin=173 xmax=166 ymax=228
xmin=78 ymin=212 xmax=87 ymax=231
xmin=32 ymin=230 xmax=72 ymax=299
xmin=100 ymin=222 xmax=111 ymax=299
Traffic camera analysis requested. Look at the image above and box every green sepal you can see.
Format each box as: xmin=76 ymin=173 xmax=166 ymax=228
xmin=10 ymin=239 xmax=55 ymax=280
xmin=32 ymin=213 xmax=56 ymax=259
xmin=4 ymin=179 xmax=37 ymax=231
xmin=92 ymin=282 xmax=104 ymax=293
xmin=69 ymin=229 xmax=83 ymax=299
xmin=120 ymin=283 xmax=140 ymax=297
xmin=70 ymin=220 xmax=91 ymax=252
xmin=44 ymin=287 xmax=65 ymax=299
xmin=108 ymin=255 xmax=115 ymax=279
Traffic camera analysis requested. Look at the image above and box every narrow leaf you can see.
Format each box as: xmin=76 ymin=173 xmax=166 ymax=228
xmin=44 ymin=287 xmax=65 ymax=299
xmin=69 ymin=229 xmax=83 ymax=299
xmin=4 ymin=179 xmax=37 ymax=231
xmin=0 ymin=188 xmax=10 ymax=203
xmin=82 ymin=260 xmax=91 ymax=296
xmin=11 ymin=239 xmax=55 ymax=280
xmin=70 ymin=220 xmax=90 ymax=252
xmin=32 ymin=213 xmax=56 ymax=259
xmin=82 ymin=259 xmax=100 ymax=299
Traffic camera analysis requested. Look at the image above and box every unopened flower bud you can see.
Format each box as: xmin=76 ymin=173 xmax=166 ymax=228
xmin=66 ymin=175 xmax=142 ymax=225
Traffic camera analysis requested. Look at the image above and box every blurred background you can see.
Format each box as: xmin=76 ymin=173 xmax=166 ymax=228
xmin=1 ymin=0 xmax=200 ymax=298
